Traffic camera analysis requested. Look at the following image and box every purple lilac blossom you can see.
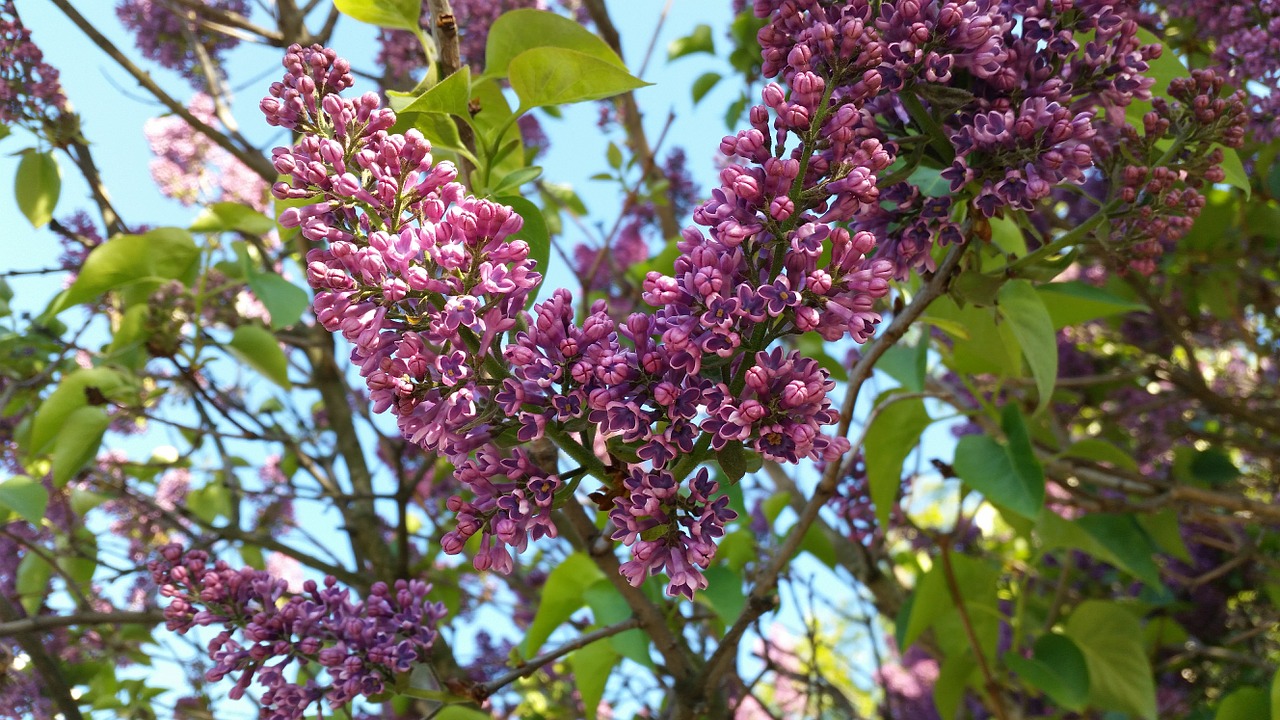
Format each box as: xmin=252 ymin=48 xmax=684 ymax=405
xmin=1160 ymin=0 xmax=1280 ymax=142
xmin=150 ymin=543 xmax=446 ymax=720
xmin=116 ymin=0 xmax=247 ymax=86
xmin=0 ymin=1 xmax=66 ymax=128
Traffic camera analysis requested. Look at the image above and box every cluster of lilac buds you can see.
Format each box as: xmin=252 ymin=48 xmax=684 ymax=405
xmin=1160 ymin=0 xmax=1280 ymax=142
xmin=116 ymin=0 xmax=247 ymax=86
xmin=150 ymin=543 xmax=446 ymax=720
xmin=1110 ymin=69 xmax=1248 ymax=273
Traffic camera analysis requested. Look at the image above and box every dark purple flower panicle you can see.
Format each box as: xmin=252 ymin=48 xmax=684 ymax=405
xmin=150 ymin=544 xmax=446 ymax=720
xmin=0 ymin=1 xmax=67 ymax=128
xmin=116 ymin=0 xmax=247 ymax=86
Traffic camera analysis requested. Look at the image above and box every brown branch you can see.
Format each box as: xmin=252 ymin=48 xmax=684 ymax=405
xmin=582 ymin=0 xmax=681 ymax=242
xmin=475 ymin=617 xmax=642 ymax=699
xmin=0 ymin=595 xmax=85 ymax=720
xmin=166 ymin=0 xmax=284 ymax=44
xmin=48 ymin=0 xmax=275 ymax=183
xmin=939 ymin=540 xmax=1010 ymax=720
xmin=64 ymin=140 xmax=128 ymax=236
xmin=0 ymin=610 xmax=164 ymax=638
xmin=426 ymin=0 xmax=477 ymax=181
xmin=762 ymin=461 xmax=904 ymax=617
xmin=557 ymin=501 xmax=697 ymax=682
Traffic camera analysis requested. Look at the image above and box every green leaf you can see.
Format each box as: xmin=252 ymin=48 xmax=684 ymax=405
xmin=400 ymin=66 xmax=472 ymax=117
xmin=692 ymin=72 xmax=722 ymax=105
xmin=1271 ymin=667 xmax=1280 ymax=720
xmin=494 ymin=195 xmax=548 ymax=309
xmin=188 ymin=482 xmax=231 ymax=524
xmin=406 ymin=112 xmax=467 ymax=155
xmin=190 ymin=202 xmax=277 ymax=235
xmin=16 ymin=552 xmax=52 ymax=614
xmin=15 ymin=149 xmax=60 ymax=228
xmin=928 ymin=296 xmax=1021 ymax=377
xmin=668 ymin=24 xmax=716 ymax=60
xmin=877 ymin=340 xmax=925 ymax=391
xmin=522 ymin=552 xmax=604 ymax=656
xmin=902 ymin=554 xmax=998 ymax=649
xmin=51 ymin=406 xmax=110 ymax=487
xmin=990 ymin=216 xmax=1028 ymax=257
xmin=1006 ymin=633 xmax=1090 ymax=711
xmin=933 ymin=653 xmax=977 ymax=719
xmin=717 ymin=440 xmax=748 ymax=483
xmin=484 ymin=9 xmax=625 ymax=79
xmin=228 ymin=325 xmax=292 ymax=389
xmin=1073 ymin=513 xmax=1161 ymax=586
xmin=490 ymin=165 xmax=542 ymax=196
xmin=1037 ymin=281 xmax=1143 ymax=328
xmin=698 ymin=566 xmax=746 ymax=626
xmin=606 ymin=142 xmax=623 ymax=170
xmin=1065 ymin=601 xmax=1157 ymax=720
xmin=863 ymin=395 xmax=932 ymax=527
xmin=569 ymin=634 xmax=620 ymax=720
xmin=1215 ymin=687 xmax=1270 ymax=720
xmin=997 ymin=279 xmax=1058 ymax=413
xmin=1060 ymin=438 xmax=1139 ymax=472
xmin=583 ymin=580 xmax=652 ymax=668
xmin=29 ymin=367 xmax=130 ymax=455
xmin=52 ymin=228 xmax=199 ymax=313
xmin=1137 ymin=509 xmax=1192 ymax=563
xmin=1212 ymin=144 xmax=1251 ymax=198
xmin=953 ymin=433 xmax=1044 ymax=520
xmin=1001 ymin=404 xmax=1046 ymax=509
xmin=799 ymin=523 xmax=836 ymax=568
xmin=0 ymin=475 xmax=48 ymax=525
xmin=245 ymin=271 xmax=309 ymax=330
xmin=333 ymin=0 xmax=421 ymax=30
xmin=509 ymin=48 xmax=648 ymax=110
xmin=541 ymin=182 xmax=588 ymax=215
xmin=433 ymin=708 xmax=492 ymax=720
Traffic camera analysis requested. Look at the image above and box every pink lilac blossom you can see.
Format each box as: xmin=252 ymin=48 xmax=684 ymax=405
xmin=115 ymin=0 xmax=247 ymax=86
xmin=150 ymin=544 xmax=446 ymax=720
xmin=266 ymin=30 xmax=898 ymax=597
xmin=145 ymin=93 xmax=269 ymax=211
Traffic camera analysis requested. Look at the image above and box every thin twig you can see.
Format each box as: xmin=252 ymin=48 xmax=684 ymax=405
xmin=0 ymin=610 xmax=164 ymax=637
xmin=475 ymin=618 xmax=642 ymax=698
xmin=48 ymin=0 xmax=275 ymax=182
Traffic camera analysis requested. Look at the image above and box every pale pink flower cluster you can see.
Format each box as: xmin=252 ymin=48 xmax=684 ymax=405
xmin=144 ymin=93 xmax=268 ymax=211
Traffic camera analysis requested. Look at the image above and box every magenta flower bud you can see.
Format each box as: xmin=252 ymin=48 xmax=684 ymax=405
xmin=762 ymin=82 xmax=786 ymax=108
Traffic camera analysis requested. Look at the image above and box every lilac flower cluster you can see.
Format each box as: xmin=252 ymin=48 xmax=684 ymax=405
xmin=1161 ymin=0 xmax=1280 ymax=142
xmin=150 ymin=543 xmax=446 ymax=720
xmin=747 ymin=0 xmax=1170 ymax=277
xmin=0 ymin=1 xmax=66 ymax=128
xmin=1108 ymin=69 xmax=1248 ymax=273
xmin=266 ymin=21 xmax=908 ymax=595
xmin=144 ymin=93 xmax=269 ymax=211
xmin=116 ymin=0 xmax=247 ymax=86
